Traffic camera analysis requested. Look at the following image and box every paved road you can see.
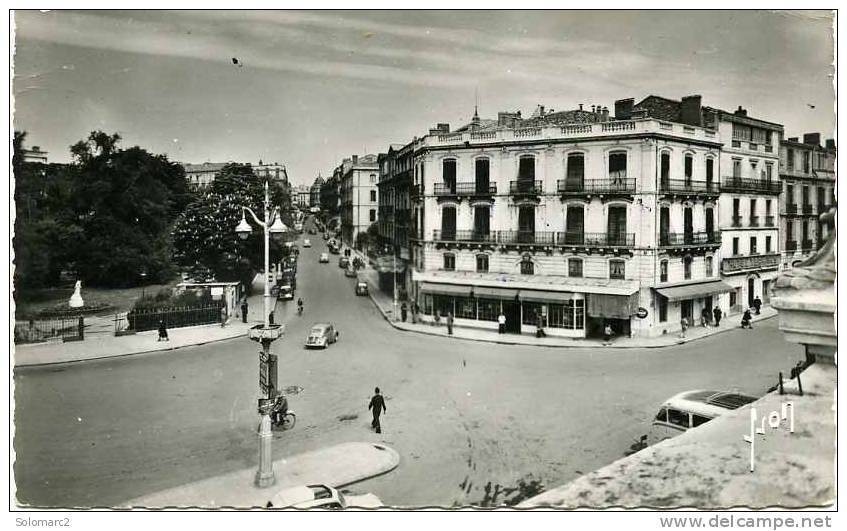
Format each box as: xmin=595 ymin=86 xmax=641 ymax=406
xmin=13 ymin=218 xmax=805 ymax=508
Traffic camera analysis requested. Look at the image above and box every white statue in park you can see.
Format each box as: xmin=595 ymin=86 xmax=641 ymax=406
xmin=69 ymin=280 xmax=84 ymax=308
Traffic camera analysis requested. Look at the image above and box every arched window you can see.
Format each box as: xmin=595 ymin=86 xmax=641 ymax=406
xmin=565 ymin=153 xmax=584 ymax=190
xmin=442 ymin=159 xmax=456 ymax=193
xmin=520 ymin=255 xmax=534 ymax=275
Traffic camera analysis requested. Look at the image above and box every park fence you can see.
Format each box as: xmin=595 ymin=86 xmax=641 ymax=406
xmin=125 ymin=303 xmax=225 ymax=333
xmin=14 ymin=315 xmax=84 ymax=344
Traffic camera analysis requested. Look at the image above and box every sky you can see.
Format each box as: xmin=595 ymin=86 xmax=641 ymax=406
xmin=12 ymin=10 xmax=836 ymax=186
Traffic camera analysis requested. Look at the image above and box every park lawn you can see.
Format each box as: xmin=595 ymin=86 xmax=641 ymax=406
xmin=14 ymin=279 xmax=182 ymax=318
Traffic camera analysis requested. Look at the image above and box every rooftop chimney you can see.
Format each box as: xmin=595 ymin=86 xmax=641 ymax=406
xmin=578 ymin=104 xmax=583 ymax=111
xmin=803 ymin=132 xmax=821 ymax=147
xmin=591 ymin=105 xmax=596 ymax=113
xmin=352 ymin=155 xmax=358 ymax=164
xmin=825 ymin=138 xmax=836 ymax=150
xmin=680 ymin=95 xmax=703 ymax=126
xmin=614 ymin=98 xmax=634 ymax=120
xmin=734 ymin=106 xmax=747 ymax=117
xmin=438 ymin=123 xmax=450 ymax=133
xmin=601 ymin=106 xmax=610 ymax=122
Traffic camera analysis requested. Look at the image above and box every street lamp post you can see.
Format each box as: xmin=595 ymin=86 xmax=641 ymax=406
xmin=235 ymin=179 xmax=288 ymax=488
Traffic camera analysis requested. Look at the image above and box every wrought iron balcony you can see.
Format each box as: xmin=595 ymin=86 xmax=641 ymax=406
xmin=764 ymin=215 xmax=775 ymax=227
xmin=659 ymin=179 xmax=720 ymax=196
xmin=659 ymin=232 xmax=721 ymax=247
xmin=557 ymin=178 xmax=636 ymax=196
xmin=433 ymin=181 xmax=497 ymax=197
xmin=721 ymin=253 xmax=780 ymax=274
xmin=786 ymin=240 xmax=798 ymax=251
xmin=802 ymin=204 xmax=814 ymax=215
xmin=784 ymin=203 xmax=798 ymax=215
xmin=721 ymin=177 xmax=782 ymax=195
xmin=498 ymin=230 xmax=555 ymax=245
xmin=433 ymin=229 xmax=497 ymax=243
xmin=431 ymin=230 xmax=635 ymax=247
xmin=749 ymin=216 xmax=760 ymax=227
xmin=509 ymin=180 xmax=543 ymax=196
xmin=555 ymin=231 xmax=635 ymax=247
xmin=410 ymin=184 xmax=423 ymax=198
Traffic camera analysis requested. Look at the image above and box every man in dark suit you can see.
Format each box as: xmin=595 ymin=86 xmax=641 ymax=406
xmin=368 ymin=387 xmax=387 ymax=434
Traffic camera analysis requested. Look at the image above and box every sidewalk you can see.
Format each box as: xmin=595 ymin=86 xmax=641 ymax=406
xmin=123 ymin=442 xmax=400 ymax=508
xmin=358 ymin=266 xmax=778 ymax=349
xmin=14 ymin=275 xmax=274 ymax=368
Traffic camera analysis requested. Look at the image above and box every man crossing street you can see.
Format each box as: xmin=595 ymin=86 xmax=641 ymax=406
xmin=368 ymin=387 xmax=387 ymax=434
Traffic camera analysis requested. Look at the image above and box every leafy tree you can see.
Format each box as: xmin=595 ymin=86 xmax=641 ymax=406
xmin=171 ymin=164 xmax=292 ymax=289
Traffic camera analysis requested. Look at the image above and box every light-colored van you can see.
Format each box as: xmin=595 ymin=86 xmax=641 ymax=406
xmin=648 ymin=390 xmax=758 ymax=445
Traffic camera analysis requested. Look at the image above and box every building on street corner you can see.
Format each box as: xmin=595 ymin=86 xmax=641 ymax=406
xmin=409 ymin=101 xmax=731 ymax=339
xmin=377 ymin=142 xmax=415 ymax=298
xmin=779 ymin=133 xmax=836 ymax=269
xmin=339 ymin=154 xmax=379 ymax=249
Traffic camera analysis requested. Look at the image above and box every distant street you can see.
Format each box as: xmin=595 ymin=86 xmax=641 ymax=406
xmin=14 ymin=218 xmax=805 ymax=508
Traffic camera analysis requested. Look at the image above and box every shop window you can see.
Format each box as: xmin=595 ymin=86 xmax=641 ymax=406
xmin=456 ymin=296 xmax=476 ymax=319
xmin=660 ymin=260 xmax=668 ymax=282
xmin=658 ymin=296 xmax=668 ymax=322
xmin=476 ymin=299 xmax=499 ymax=322
xmin=433 ymin=295 xmax=453 ymax=318
xmin=443 ymin=253 xmax=455 ymax=271
xmin=548 ymin=300 xmax=585 ymax=330
xmin=476 ymin=254 xmax=489 ymax=273
xmin=568 ymin=258 xmax=583 ymax=277
xmin=609 ymin=259 xmax=625 ymax=280
xmin=522 ymin=302 xmax=543 ymax=326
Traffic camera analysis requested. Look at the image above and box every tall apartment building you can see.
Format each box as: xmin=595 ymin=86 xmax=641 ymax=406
xmin=293 ymin=184 xmax=311 ymax=208
xmin=409 ymin=103 xmax=728 ymax=339
xmin=340 ymin=154 xmax=379 ymax=248
xmin=183 ymin=160 xmax=288 ymax=191
xmin=377 ymin=143 xmax=414 ymax=296
xmin=321 ymin=170 xmax=341 ymax=233
xmin=779 ymin=133 xmax=836 ymax=268
xmin=310 ymin=174 xmax=324 ymax=208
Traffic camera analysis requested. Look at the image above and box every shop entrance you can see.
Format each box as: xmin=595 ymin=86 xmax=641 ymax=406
xmin=681 ymin=300 xmax=693 ymax=323
xmin=503 ymin=300 xmax=522 ymax=333
xmin=747 ymin=277 xmax=756 ymax=307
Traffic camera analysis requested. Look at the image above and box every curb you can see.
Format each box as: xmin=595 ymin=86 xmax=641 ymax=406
xmin=13 ymin=328 xmax=250 ymax=369
xmin=364 ymin=283 xmax=776 ymax=350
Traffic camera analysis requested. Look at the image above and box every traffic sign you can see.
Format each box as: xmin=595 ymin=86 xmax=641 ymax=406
xmin=636 ymin=307 xmax=649 ymax=319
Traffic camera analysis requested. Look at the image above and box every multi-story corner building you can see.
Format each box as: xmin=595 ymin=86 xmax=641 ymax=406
xmin=779 ymin=133 xmax=836 ymax=268
xmin=631 ymin=96 xmax=784 ymax=316
xmin=704 ymin=105 xmax=783 ymax=314
xmin=377 ymin=143 xmax=415 ymax=297
xmin=183 ymin=162 xmax=228 ymax=189
xmin=310 ymin=174 xmax=324 ymax=208
xmin=409 ymin=103 xmax=728 ymax=339
xmin=292 ymin=184 xmax=311 ymax=208
xmin=253 ymin=160 xmax=289 ymax=189
xmin=340 ymin=154 xmax=379 ymax=249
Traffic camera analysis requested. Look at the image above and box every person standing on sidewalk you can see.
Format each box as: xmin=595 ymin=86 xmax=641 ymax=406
xmin=498 ymin=311 xmax=506 ymax=334
xmin=368 ymin=387 xmax=386 ymax=434
xmin=401 ymin=302 xmax=408 ymax=323
xmin=220 ymin=306 xmax=227 ymax=327
xmin=157 ymin=319 xmax=169 ymax=341
xmin=741 ymin=308 xmax=753 ymax=329
xmin=753 ymin=296 xmax=762 ymax=315
xmin=446 ymin=312 xmax=454 ymax=335
xmin=240 ymin=299 xmax=249 ymax=323
xmin=602 ymin=322 xmax=614 ymax=346
xmin=679 ymin=317 xmax=688 ymax=338
xmin=713 ymin=306 xmax=722 ymax=327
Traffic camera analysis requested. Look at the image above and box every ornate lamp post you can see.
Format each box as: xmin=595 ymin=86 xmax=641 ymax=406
xmin=235 ymin=179 xmax=288 ymax=488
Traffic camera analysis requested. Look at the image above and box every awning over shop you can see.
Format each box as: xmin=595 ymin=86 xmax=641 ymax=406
xmin=420 ymin=282 xmax=473 ymax=297
xmin=654 ymin=280 xmax=734 ymax=302
xmin=520 ymin=290 xmax=580 ymax=303
xmin=587 ymin=293 xmax=640 ymax=319
xmin=469 ymin=286 xmax=516 ymax=300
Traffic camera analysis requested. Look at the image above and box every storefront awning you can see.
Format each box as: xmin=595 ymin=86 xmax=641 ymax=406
xmin=472 ymin=286 xmax=518 ymax=300
xmin=654 ymin=280 xmax=734 ymax=302
xmin=420 ymin=283 xmax=473 ymax=297
xmin=587 ymin=293 xmax=640 ymax=319
xmin=520 ymin=290 xmax=580 ymax=303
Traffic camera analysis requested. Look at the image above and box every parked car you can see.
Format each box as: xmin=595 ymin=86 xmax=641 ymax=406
xmin=267 ymin=484 xmax=381 ymax=509
xmin=303 ymin=239 xmax=311 ymax=248
xmin=319 ymin=252 xmax=329 ymax=263
xmin=647 ymin=390 xmax=758 ymax=445
xmin=344 ymin=266 xmax=357 ymax=278
xmin=277 ymin=285 xmax=294 ymax=300
xmin=305 ymin=323 xmax=339 ymax=349
xmin=355 ymin=281 xmax=369 ymax=296
xmin=338 ymin=256 xmax=350 ymax=269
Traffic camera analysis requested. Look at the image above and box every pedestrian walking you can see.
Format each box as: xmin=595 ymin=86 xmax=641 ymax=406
xmin=712 ymin=306 xmax=722 ymax=327
xmin=498 ymin=311 xmax=506 ymax=334
xmin=220 ymin=306 xmax=227 ymax=327
xmin=240 ymin=299 xmax=249 ymax=323
xmin=741 ymin=309 xmax=753 ymax=329
xmin=412 ymin=302 xmax=420 ymax=324
xmin=368 ymin=387 xmax=387 ymax=434
xmin=157 ymin=319 xmax=169 ymax=341
xmin=535 ymin=310 xmax=546 ymax=338
xmin=753 ymin=296 xmax=762 ymax=315
xmin=679 ymin=317 xmax=689 ymax=338
xmin=401 ymin=302 xmax=408 ymax=323
xmin=446 ymin=311 xmax=454 ymax=335
xmin=700 ymin=307 xmax=711 ymax=328
xmin=434 ymin=311 xmax=441 ymax=327
xmin=602 ymin=322 xmax=614 ymax=345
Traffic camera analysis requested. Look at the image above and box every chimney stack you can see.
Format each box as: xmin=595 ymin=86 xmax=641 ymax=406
xmin=352 ymin=155 xmax=358 ymax=164
xmin=825 ymin=138 xmax=836 ymax=150
xmin=680 ymin=95 xmax=703 ymax=126
xmin=591 ymin=105 xmax=596 ymax=113
xmin=614 ymin=98 xmax=634 ymax=120
xmin=788 ymin=137 xmax=799 ymax=142
xmin=578 ymin=103 xmax=583 ymax=111
xmin=601 ymin=106 xmax=609 ymax=122
xmin=803 ymin=132 xmax=821 ymax=147
xmin=734 ymin=106 xmax=747 ymax=117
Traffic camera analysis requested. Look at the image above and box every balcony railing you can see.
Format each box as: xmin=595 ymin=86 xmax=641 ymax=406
xmin=721 ymin=253 xmax=780 ymax=274
xmin=802 ymin=239 xmax=814 ymax=251
xmin=802 ymin=204 xmax=814 ymax=215
xmin=509 ymin=180 xmax=543 ymax=195
xmin=659 ymin=232 xmax=721 ymax=247
xmin=557 ymin=178 xmax=636 ymax=195
xmin=432 ymin=230 xmax=635 ymax=247
xmin=786 ymin=240 xmax=798 ymax=251
xmin=785 ymin=203 xmax=798 ymax=215
xmin=749 ymin=216 xmax=760 ymax=227
xmin=764 ymin=215 xmax=775 ymax=227
xmin=433 ymin=182 xmax=497 ymax=196
xmin=731 ymin=216 xmax=742 ymax=227
xmin=660 ymin=179 xmax=720 ymax=195
xmin=410 ymin=184 xmax=423 ymax=198
xmin=721 ymin=177 xmax=782 ymax=195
